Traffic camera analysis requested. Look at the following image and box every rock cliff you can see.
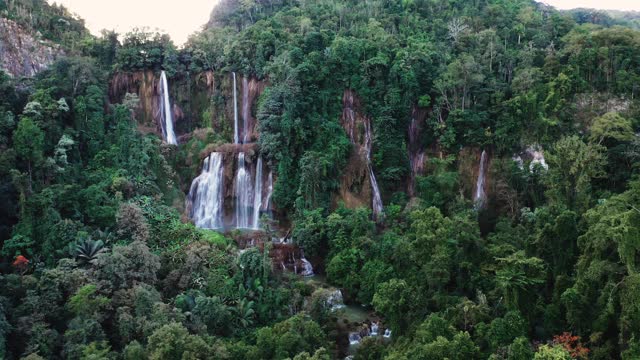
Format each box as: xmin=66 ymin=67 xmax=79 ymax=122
xmin=0 ymin=17 xmax=62 ymax=77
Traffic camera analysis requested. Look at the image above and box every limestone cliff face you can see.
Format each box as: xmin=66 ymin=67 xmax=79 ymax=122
xmin=0 ymin=17 xmax=63 ymax=77
xmin=408 ymin=106 xmax=429 ymax=197
xmin=335 ymin=89 xmax=373 ymax=210
xmin=109 ymin=71 xmax=268 ymax=145
xmin=109 ymin=70 xmax=163 ymax=136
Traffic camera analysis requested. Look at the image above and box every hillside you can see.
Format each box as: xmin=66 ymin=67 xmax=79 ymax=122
xmin=0 ymin=0 xmax=91 ymax=77
xmin=0 ymin=0 xmax=640 ymax=359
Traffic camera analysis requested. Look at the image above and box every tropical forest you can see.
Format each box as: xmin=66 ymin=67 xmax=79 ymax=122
xmin=0 ymin=0 xmax=639 ymax=358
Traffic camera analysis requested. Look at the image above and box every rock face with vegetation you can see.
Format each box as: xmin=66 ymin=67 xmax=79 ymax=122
xmin=1 ymin=0 xmax=640 ymax=359
xmin=0 ymin=17 xmax=62 ymax=77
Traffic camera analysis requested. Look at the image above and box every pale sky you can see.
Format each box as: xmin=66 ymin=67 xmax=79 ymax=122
xmin=48 ymin=0 xmax=640 ymax=46
xmin=48 ymin=0 xmax=217 ymax=46
xmin=542 ymin=0 xmax=640 ymax=11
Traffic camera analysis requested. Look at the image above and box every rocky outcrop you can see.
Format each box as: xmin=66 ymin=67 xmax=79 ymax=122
xmin=335 ymin=89 xmax=376 ymax=211
xmin=0 ymin=17 xmax=63 ymax=77
xmin=408 ymin=106 xmax=429 ymax=197
xmin=239 ymin=76 xmax=267 ymax=143
xmin=109 ymin=70 xmax=165 ymax=136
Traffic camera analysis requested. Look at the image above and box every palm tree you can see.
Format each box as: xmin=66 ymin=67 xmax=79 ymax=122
xmin=74 ymin=238 xmax=106 ymax=265
xmin=234 ymin=298 xmax=255 ymax=329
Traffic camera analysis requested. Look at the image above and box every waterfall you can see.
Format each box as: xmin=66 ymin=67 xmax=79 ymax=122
xmin=299 ymin=250 xmax=314 ymax=276
xmin=327 ymin=289 xmax=345 ymax=311
xmin=370 ymin=322 xmax=379 ymax=336
xmin=233 ymin=72 xmax=239 ymax=144
xmin=527 ymin=146 xmax=549 ymax=171
xmin=300 ymin=258 xmax=314 ymax=276
xmin=188 ymin=153 xmax=224 ymax=229
xmin=348 ymin=333 xmax=362 ymax=345
xmin=264 ymin=171 xmax=273 ymax=213
xmin=475 ymin=150 xmax=488 ymax=206
xmin=235 ymin=153 xmax=252 ymax=228
xmin=363 ymin=118 xmax=384 ymax=217
xmin=242 ymin=76 xmax=250 ymax=143
xmin=383 ymin=329 xmax=392 ymax=338
xmin=159 ymin=71 xmax=177 ymax=145
xmin=252 ymin=156 xmax=263 ymax=230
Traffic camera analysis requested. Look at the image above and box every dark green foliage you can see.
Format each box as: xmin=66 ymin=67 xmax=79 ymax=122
xmin=256 ymin=315 xmax=328 ymax=359
xmin=73 ymin=238 xmax=105 ymax=265
xmin=1 ymin=0 xmax=640 ymax=358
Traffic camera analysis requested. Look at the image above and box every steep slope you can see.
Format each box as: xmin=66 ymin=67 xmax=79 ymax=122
xmin=0 ymin=17 xmax=63 ymax=77
xmin=0 ymin=0 xmax=88 ymax=77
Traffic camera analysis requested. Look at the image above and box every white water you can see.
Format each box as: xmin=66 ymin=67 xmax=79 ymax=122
xmin=527 ymin=146 xmax=549 ymax=171
xmin=513 ymin=155 xmax=524 ymax=170
xmin=370 ymin=322 xmax=379 ymax=336
xmin=252 ymin=156 xmax=263 ymax=230
xmin=159 ymin=71 xmax=177 ymax=145
xmin=265 ymin=171 xmax=273 ymax=214
xmin=349 ymin=333 xmax=362 ymax=345
xmin=233 ymin=72 xmax=239 ymax=144
xmin=383 ymin=329 xmax=392 ymax=338
xmin=242 ymin=76 xmax=250 ymax=143
xmin=475 ymin=150 xmax=487 ymax=206
xmin=363 ymin=118 xmax=384 ymax=217
xmin=327 ymin=289 xmax=345 ymax=311
xmin=235 ymin=153 xmax=253 ymax=228
xmin=188 ymin=153 xmax=224 ymax=229
xmin=300 ymin=249 xmax=314 ymax=276
xmin=186 ymin=72 xmax=276 ymax=231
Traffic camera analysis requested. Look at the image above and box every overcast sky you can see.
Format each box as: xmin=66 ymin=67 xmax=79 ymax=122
xmin=49 ymin=0 xmax=216 ymax=46
xmin=543 ymin=0 xmax=640 ymax=11
xmin=48 ymin=0 xmax=640 ymax=46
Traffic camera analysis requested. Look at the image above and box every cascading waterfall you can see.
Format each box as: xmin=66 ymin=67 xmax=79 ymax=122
xmin=187 ymin=72 xmax=273 ymax=231
xmin=235 ymin=152 xmax=253 ymax=228
xmin=299 ymin=249 xmax=314 ymax=277
xmin=527 ymin=146 xmax=549 ymax=171
xmin=370 ymin=322 xmax=379 ymax=336
xmin=242 ymin=76 xmax=250 ymax=143
xmin=300 ymin=258 xmax=314 ymax=276
xmin=475 ymin=150 xmax=488 ymax=206
xmin=265 ymin=171 xmax=273 ymax=215
xmin=188 ymin=153 xmax=224 ymax=229
xmin=363 ymin=118 xmax=384 ymax=217
xmin=233 ymin=72 xmax=239 ymax=144
xmin=252 ymin=156 xmax=263 ymax=230
xmin=349 ymin=333 xmax=362 ymax=345
xmin=159 ymin=71 xmax=177 ymax=145
xmin=326 ymin=289 xmax=345 ymax=311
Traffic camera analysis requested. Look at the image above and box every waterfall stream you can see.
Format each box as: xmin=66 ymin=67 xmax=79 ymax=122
xmin=299 ymin=249 xmax=314 ymax=276
xmin=475 ymin=150 xmax=487 ymax=207
xmin=370 ymin=322 xmax=379 ymax=336
xmin=233 ymin=72 xmax=239 ymax=144
xmin=265 ymin=171 xmax=273 ymax=215
xmin=242 ymin=76 xmax=250 ymax=143
xmin=252 ymin=156 xmax=263 ymax=230
xmin=235 ymin=152 xmax=252 ymax=229
xmin=363 ymin=118 xmax=384 ymax=217
xmin=159 ymin=71 xmax=177 ymax=145
xmin=188 ymin=153 xmax=224 ymax=229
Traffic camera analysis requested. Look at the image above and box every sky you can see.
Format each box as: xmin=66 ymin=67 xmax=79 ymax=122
xmin=48 ymin=0 xmax=640 ymax=46
xmin=543 ymin=0 xmax=640 ymax=11
xmin=48 ymin=0 xmax=217 ymax=46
